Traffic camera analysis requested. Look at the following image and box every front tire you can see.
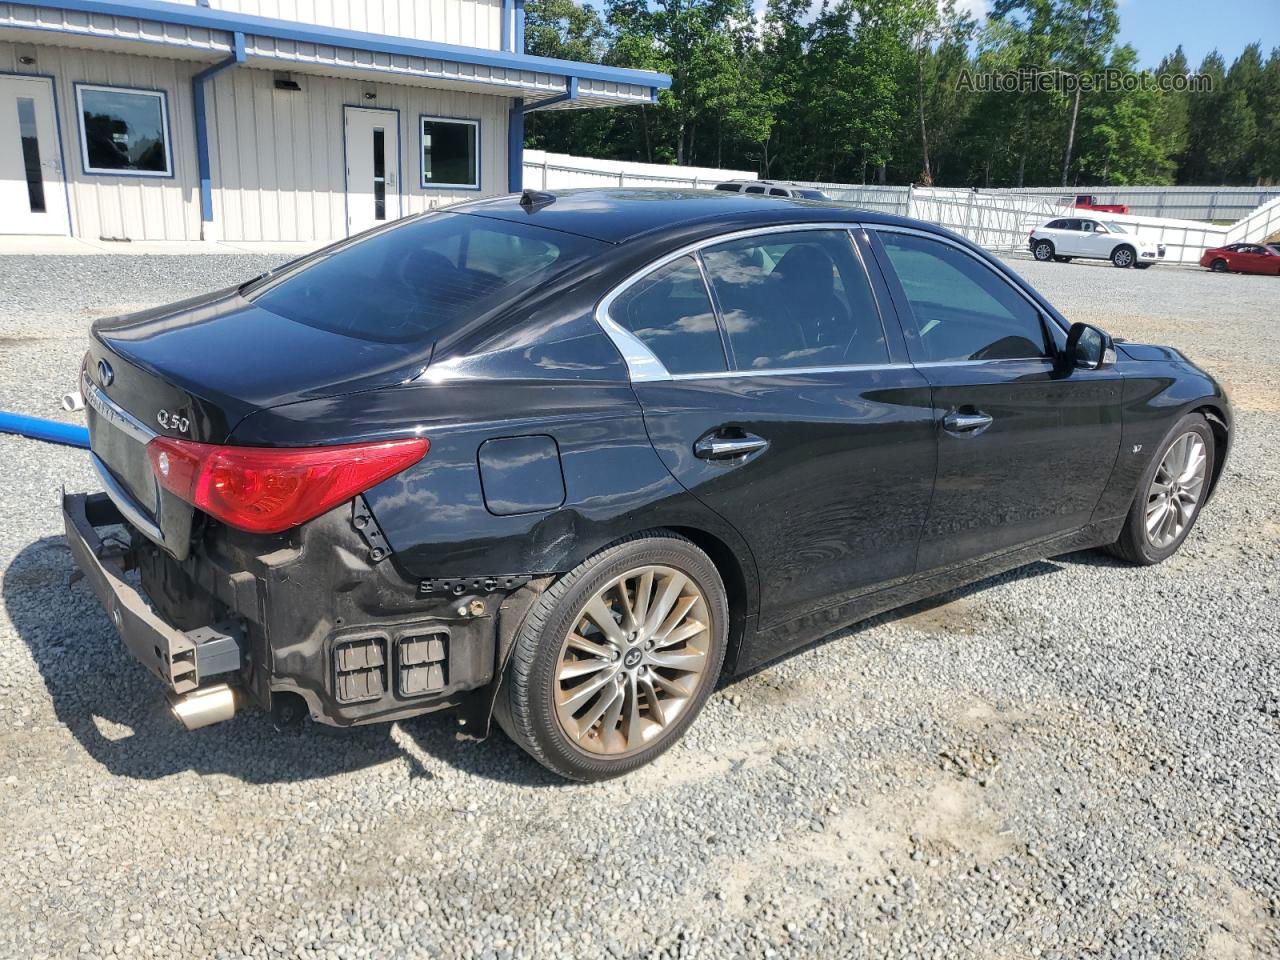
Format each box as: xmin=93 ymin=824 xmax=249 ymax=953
xmin=495 ymin=532 xmax=728 ymax=781
xmin=1033 ymin=240 xmax=1055 ymax=262
xmin=1106 ymin=413 xmax=1215 ymax=566
xmin=1111 ymin=245 xmax=1136 ymax=268
xmin=1210 ymin=259 xmax=1229 ymax=273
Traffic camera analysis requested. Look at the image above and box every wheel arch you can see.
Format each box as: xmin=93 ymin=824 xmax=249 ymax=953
xmin=1191 ymin=402 xmax=1230 ymax=502
xmin=664 ymin=524 xmax=755 ymax=676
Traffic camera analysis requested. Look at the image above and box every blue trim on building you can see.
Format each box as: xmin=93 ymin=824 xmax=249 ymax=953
xmin=507 ymin=99 xmax=523 ymax=193
xmin=36 ymin=0 xmax=670 ymax=90
xmin=524 ymin=75 xmax=577 ymax=113
xmin=1 ymin=70 xmax=74 ymax=236
xmin=192 ymin=30 xmax=245 ymax=225
xmin=73 ymin=81 xmax=177 ymax=179
xmin=501 ymin=0 xmax=512 ymax=52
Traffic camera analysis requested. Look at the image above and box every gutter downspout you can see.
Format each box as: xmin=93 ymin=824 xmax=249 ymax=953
xmin=193 ymin=31 xmax=246 ymax=239
xmin=514 ymin=0 xmax=524 ymax=53
xmin=501 ymin=0 xmax=512 ymax=52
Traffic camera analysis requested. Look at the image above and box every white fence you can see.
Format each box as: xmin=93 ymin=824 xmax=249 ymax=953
xmin=522 ymin=150 xmax=755 ymax=190
xmin=520 ymin=153 xmax=1280 ymax=265
xmin=980 ymin=186 xmax=1280 ymax=222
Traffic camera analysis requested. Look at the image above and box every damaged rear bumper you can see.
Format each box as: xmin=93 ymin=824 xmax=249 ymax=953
xmin=63 ymin=489 xmax=530 ymax=730
xmin=63 ymin=492 xmax=242 ymax=695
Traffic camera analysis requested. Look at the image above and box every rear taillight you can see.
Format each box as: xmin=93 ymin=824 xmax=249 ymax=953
xmin=147 ymin=437 xmax=428 ymax=534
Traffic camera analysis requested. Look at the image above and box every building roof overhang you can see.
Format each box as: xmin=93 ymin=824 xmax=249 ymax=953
xmin=0 ymin=0 xmax=669 ymax=109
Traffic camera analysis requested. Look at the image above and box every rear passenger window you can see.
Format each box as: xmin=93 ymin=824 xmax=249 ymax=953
xmin=701 ymin=230 xmax=888 ymax=370
xmin=609 ymin=256 xmax=726 ymax=375
xmin=744 ymin=185 xmax=766 ymax=194
xmin=878 ymin=232 xmax=1049 ymax=363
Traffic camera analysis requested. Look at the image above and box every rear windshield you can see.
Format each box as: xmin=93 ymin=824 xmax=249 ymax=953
xmin=246 ymin=213 xmax=606 ymax=343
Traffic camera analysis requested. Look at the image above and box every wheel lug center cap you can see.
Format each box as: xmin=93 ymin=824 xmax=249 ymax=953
xmin=622 ymin=647 xmax=643 ymax=669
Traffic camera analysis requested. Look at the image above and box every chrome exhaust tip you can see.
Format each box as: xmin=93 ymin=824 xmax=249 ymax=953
xmin=61 ymin=390 xmax=85 ymax=412
xmin=168 ymin=683 xmax=238 ymax=731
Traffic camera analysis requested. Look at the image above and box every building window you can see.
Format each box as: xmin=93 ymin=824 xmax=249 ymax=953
xmin=76 ymin=84 xmax=172 ymax=177
xmin=420 ymin=116 xmax=478 ymax=189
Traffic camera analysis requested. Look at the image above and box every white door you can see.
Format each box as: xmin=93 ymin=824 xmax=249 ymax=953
xmin=344 ymin=106 xmax=400 ymax=235
xmin=0 ymin=75 xmax=70 ymax=235
xmin=1078 ymin=221 xmax=1112 ymax=260
xmin=1053 ymin=219 xmax=1082 ymax=256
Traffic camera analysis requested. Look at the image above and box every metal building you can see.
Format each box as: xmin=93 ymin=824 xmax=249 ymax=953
xmin=0 ymin=0 xmax=669 ymax=242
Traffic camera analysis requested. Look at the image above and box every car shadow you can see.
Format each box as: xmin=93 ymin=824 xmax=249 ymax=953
xmin=3 ymin=536 xmax=561 ymax=787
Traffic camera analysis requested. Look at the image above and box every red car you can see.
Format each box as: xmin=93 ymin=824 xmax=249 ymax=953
xmin=1200 ymin=242 xmax=1280 ymax=276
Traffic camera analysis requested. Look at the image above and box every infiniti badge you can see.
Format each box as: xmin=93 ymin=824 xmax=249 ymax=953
xmin=97 ymin=358 xmax=114 ymax=386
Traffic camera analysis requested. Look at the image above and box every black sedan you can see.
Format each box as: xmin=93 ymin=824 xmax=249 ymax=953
xmin=64 ymin=189 xmax=1231 ymax=781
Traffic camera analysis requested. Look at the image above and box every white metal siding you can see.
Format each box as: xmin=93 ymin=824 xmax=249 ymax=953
xmin=0 ymin=40 xmax=202 ymax=240
xmin=209 ymin=0 xmax=503 ymax=50
xmin=1 ymin=40 xmax=510 ymax=242
xmin=207 ymin=67 xmax=509 ymax=242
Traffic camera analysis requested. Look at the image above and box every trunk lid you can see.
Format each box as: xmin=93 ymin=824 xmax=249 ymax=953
xmin=84 ymin=288 xmax=431 ymax=558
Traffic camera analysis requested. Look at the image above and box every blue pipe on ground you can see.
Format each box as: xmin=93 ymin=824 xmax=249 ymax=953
xmin=0 ymin=412 xmax=90 ymax=449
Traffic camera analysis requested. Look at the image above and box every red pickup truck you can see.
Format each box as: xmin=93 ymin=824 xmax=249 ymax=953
xmin=1073 ymin=194 xmax=1130 ymax=215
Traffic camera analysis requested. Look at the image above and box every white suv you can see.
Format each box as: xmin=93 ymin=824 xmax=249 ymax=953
xmin=1029 ymin=217 xmax=1165 ymax=269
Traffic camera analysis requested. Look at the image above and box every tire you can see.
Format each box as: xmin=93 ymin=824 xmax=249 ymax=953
xmin=1210 ymin=259 xmax=1229 ymax=273
xmin=1106 ymin=413 xmax=1215 ymax=566
xmin=495 ymin=531 xmax=728 ymax=781
xmin=1033 ymin=240 xmax=1055 ymax=262
xmin=1053 ymin=255 xmax=1073 ymax=263
xmin=1111 ymin=245 xmax=1136 ymax=268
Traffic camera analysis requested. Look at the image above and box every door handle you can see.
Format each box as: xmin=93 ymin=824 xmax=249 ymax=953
xmin=694 ymin=433 xmax=768 ymax=460
xmin=942 ymin=410 xmax=993 ymax=435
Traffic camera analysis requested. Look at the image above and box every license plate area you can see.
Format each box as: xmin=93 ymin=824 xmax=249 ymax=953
xmin=85 ymin=379 xmax=160 ymax=518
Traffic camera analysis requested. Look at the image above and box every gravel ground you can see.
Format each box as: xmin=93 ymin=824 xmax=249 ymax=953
xmin=1 ymin=254 xmax=1277 ymax=959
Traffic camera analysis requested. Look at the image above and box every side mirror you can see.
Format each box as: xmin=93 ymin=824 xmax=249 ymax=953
xmin=1065 ymin=322 xmax=1115 ymax=370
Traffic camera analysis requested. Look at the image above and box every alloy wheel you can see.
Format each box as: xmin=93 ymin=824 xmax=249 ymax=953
xmin=1145 ymin=432 xmax=1208 ymax=549
xmin=1114 ymin=248 xmax=1133 ymax=267
xmin=553 ymin=565 xmax=711 ymax=757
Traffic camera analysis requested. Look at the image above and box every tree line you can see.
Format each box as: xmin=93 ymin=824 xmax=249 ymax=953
xmin=524 ymin=0 xmax=1280 ymax=188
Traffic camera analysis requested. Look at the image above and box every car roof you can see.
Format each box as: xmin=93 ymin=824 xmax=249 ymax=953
xmin=455 ymin=187 xmax=898 ymax=245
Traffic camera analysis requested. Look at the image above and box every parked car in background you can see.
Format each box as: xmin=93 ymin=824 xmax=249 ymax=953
xmin=1071 ymin=194 xmax=1130 ymax=215
xmin=1200 ymin=242 xmax=1280 ymax=276
xmin=1030 ymin=218 xmax=1165 ymax=268
xmin=714 ymin=180 xmax=830 ymax=200
xmin=65 ymin=189 xmax=1230 ymax=781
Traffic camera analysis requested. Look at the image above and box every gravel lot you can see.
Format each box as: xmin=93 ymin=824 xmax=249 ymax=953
xmin=1 ymin=254 xmax=1277 ymax=959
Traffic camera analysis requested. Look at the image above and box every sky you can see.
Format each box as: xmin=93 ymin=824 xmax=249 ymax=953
xmin=957 ymin=0 xmax=1278 ymax=68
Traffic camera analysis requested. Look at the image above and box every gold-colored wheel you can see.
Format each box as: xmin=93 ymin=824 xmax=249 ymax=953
xmin=553 ymin=565 xmax=711 ymax=757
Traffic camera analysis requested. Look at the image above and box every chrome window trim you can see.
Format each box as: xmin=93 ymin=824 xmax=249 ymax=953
xmin=90 ymin=452 xmax=165 ymax=544
xmin=864 ymin=223 xmax=1069 ymax=343
xmin=594 ymin=221 xmax=894 ymax=383
xmin=650 ymin=361 xmax=917 ymax=382
xmin=81 ymin=373 xmax=157 ymax=445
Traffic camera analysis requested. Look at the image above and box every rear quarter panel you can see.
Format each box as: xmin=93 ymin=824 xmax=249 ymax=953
xmin=228 ymin=296 xmax=760 ymax=611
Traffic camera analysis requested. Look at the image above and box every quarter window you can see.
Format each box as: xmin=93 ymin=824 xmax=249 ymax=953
xmin=609 ymin=256 xmax=726 ymax=375
xmin=700 ymin=230 xmax=888 ymax=370
xmin=76 ymin=85 xmax=172 ymax=176
xmin=878 ymin=232 xmax=1050 ymax=363
xmin=421 ymin=116 xmax=479 ymax=189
